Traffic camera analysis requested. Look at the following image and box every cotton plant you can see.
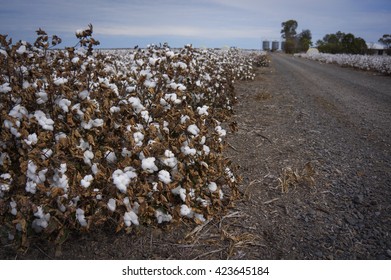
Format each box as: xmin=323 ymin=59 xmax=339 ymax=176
xmin=0 ymin=26 xmax=255 ymax=246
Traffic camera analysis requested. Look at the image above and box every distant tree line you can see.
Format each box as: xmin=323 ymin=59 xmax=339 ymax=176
xmin=316 ymin=31 xmax=367 ymax=54
xmin=281 ymin=20 xmax=390 ymax=55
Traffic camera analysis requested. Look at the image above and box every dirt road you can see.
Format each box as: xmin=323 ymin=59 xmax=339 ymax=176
xmin=3 ymin=53 xmax=391 ymax=260
xmin=226 ymin=53 xmax=391 ymax=259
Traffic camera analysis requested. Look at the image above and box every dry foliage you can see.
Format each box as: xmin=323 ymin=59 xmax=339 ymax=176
xmin=278 ymin=162 xmax=316 ymax=193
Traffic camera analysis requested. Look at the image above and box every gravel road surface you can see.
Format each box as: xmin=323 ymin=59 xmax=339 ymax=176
xmin=226 ymin=53 xmax=391 ymax=259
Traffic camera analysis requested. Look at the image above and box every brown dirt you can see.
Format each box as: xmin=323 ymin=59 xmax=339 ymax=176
xmin=2 ymin=54 xmax=391 ymax=260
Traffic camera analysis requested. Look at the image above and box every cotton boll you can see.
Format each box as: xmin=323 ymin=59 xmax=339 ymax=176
xmin=155 ymin=209 xmax=172 ymax=224
xmin=141 ymin=157 xmax=158 ymax=173
xmin=202 ymin=145 xmax=210 ymax=155
xmin=208 ymin=182 xmax=217 ymax=192
xmin=76 ymin=208 xmax=87 ymax=227
xmin=124 ymin=211 xmax=139 ymax=226
xmin=41 ymin=148 xmax=53 ymax=160
xmin=172 ymin=186 xmax=186 ymax=202
xmin=0 ymin=174 xmax=12 ymax=198
xmin=16 ymin=45 xmax=26 ymax=55
xmin=83 ymin=150 xmax=94 ymax=166
xmin=32 ymin=206 xmax=50 ymax=232
xmin=194 ymin=213 xmax=206 ymax=223
xmin=181 ymin=145 xmax=196 ymax=156
xmin=215 ymin=126 xmax=226 ymax=137
xmin=110 ymin=106 xmax=120 ymax=113
xmin=35 ymin=91 xmax=48 ymax=104
xmin=121 ymin=147 xmax=132 ymax=157
xmin=57 ymin=98 xmax=71 ymax=113
xmin=133 ymin=132 xmax=144 ymax=147
xmin=107 ymin=198 xmax=116 ymax=212
xmin=187 ymin=124 xmax=200 ymax=136
xmin=9 ymin=201 xmax=17 ymax=215
xmin=34 ymin=110 xmax=54 ymax=131
xmin=78 ymin=90 xmax=89 ymax=100
xmin=91 ymin=163 xmax=99 ymax=175
xmin=92 ymin=119 xmax=104 ymax=127
xmin=105 ymin=151 xmax=117 ymax=164
xmin=128 ymin=97 xmax=145 ymax=113
xmin=53 ymin=77 xmax=68 ymax=86
xmin=81 ymin=174 xmax=93 ymax=188
xmin=112 ymin=170 xmax=130 ymax=193
xmin=180 ymin=204 xmax=193 ymax=217
xmin=158 ymin=170 xmax=172 ymax=184
xmin=197 ymin=105 xmax=209 ymax=116
xmin=180 ymin=115 xmax=190 ymax=124
xmin=24 ymin=133 xmax=38 ymax=146
xmin=0 ymin=83 xmax=12 ymax=93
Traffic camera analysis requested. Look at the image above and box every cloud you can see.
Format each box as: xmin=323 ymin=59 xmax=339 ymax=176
xmin=0 ymin=0 xmax=390 ymax=48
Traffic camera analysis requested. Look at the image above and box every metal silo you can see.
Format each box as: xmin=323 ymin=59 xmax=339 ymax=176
xmin=281 ymin=41 xmax=285 ymax=51
xmin=262 ymin=41 xmax=270 ymax=51
xmin=272 ymin=41 xmax=279 ymax=51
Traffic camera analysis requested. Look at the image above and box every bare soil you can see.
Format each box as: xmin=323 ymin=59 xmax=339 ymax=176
xmin=2 ymin=53 xmax=391 ymax=260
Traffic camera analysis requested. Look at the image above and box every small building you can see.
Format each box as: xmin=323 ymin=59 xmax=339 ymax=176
xmin=306 ymin=47 xmax=319 ymax=55
xmin=366 ymin=42 xmax=385 ymax=55
xmin=271 ymin=41 xmax=279 ymax=51
xmin=262 ymin=41 xmax=270 ymax=51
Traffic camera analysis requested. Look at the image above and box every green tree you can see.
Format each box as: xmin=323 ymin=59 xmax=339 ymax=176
xmin=379 ymin=34 xmax=391 ymax=55
xmin=281 ymin=20 xmax=298 ymax=53
xmin=297 ymin=29 xmax=312 ymax=52
xmin=317 ymin=31 xmax=367 ymax=54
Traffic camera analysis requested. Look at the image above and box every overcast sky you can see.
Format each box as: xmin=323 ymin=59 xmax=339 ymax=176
xmin=0 ymin=0 xmax=390 ymax=49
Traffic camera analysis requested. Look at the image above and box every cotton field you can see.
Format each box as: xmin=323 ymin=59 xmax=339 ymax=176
xmin=295 ymin=52 xmax=391 ymax=75
xmin=0 ymin=26 xmax=265 ymax=246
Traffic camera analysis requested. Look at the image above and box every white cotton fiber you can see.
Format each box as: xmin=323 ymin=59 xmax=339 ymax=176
xmin=180 ymin=204 xmax=192 ymax=217
xmin=24 ymin=133 xmax=38 ymax=146
xmin=208 ymin=182 xmax=217 ymax=192
xmin=158 ymin=170 xmax=172 ymax=184
xmin=34 ymin=110 xmax=54 ymax=131
xmin=187 ymin=124 xmax=200 ymax=136
xmin=112 ymin=168 xmax=137 ymax=193
xmin=107 ymin=198 xmax=116 ymax=212
xmin=81 ymin=174 xmax=94 ymax=188
xmin=171 ymin=186 xmax=186 ymax=202
xmin=197 ymin=105 xmax=209 ymax=116
xmin=0 ymin=83 xmax=11 ymax=93
xmin=76 ymin=208 xmax=87 ymax=227
xmin=141 ymin=157 xmax=158 ymax=173
xmin=124 ymin=211 xmax=139 ymax=226
xmin=155 ymin=209 xmax=172 ymax=224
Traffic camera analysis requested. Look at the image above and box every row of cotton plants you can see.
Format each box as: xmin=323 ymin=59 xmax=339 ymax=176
xmin=295 ymin=52 xmax=391 ymax=75
xmin=0 ymin=25 xmax=261 ymax=246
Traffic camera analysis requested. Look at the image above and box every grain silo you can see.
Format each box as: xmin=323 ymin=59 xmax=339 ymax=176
xmin=272 ymin=41 xmax=279 ymax=51
xmin=262 ymin=41 xmax=270 ymax=51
